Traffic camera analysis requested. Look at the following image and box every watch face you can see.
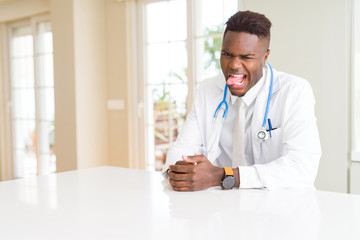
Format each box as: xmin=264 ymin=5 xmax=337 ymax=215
xmin=222 ymin=176 xmax=236 ymax=189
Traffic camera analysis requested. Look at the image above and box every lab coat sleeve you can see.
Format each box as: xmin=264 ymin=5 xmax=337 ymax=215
xmin=239 ymin=80 xmax=321 ymax=189
xmin=162 ymin=90 xmax=205 ymax=178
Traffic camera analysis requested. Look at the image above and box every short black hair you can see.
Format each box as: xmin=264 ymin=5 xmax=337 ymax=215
xmin=224 ymin=10 xmax=272 ymax=39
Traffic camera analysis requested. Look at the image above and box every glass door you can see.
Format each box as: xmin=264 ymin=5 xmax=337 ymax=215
xmin=8 ymin=16 xmax=55 ymax=178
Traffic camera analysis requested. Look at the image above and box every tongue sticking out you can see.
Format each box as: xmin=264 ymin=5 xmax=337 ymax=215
xmin=227 ymin=74 xmax=246 ymax=88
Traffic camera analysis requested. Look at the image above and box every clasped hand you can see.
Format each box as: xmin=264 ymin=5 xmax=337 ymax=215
xmin=168 ymin=155 xmax=223 ymax=191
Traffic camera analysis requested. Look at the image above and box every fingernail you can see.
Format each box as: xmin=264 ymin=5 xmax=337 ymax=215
xmin=182 ymin=155 xmax=188 ymax=160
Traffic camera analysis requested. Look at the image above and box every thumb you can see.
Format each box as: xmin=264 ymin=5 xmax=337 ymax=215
xmin=182 ymin=154 xmax=206 ymax=165
xmin=182 ymin=155 xmax=196 ymax=164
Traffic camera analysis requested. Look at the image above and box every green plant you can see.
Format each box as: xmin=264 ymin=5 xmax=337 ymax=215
xmin=204 ymin=24 xmax=223 ymax=70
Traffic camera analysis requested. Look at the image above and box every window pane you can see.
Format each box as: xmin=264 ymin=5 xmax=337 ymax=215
xmin=38 ymin=120 xmax=56 ymax=175
xmin=13 ymin=119 xmax=36 ymax=150
xmin=223 ymin=0 xmax=238 ymax=23
xmin=37 ymin=54 xmax=54 ymax=87
xmin=146 ymin=83 xmax=187 ymax=170
xmin=194 ymin=0 xmax=237 ymax=37
xmin=167 ymin=84 xmax=187 ymax=120
xmin=11 ymin=26 xmax=33 ymax=58
xmin=154 ymin=125 xmax=179 ymax=171
xmin=146 ymin=84 xmax=186 ymax=127
xmin=146 ymin=43 xmax=170 ymax=84
xmin=14 ymin=149 xmax=37 ymax=178
xmin=195 ymin=36 xmax=222 ymax=83
xmin=36 ymin=22 xmax=53 ymax=54
xmin=195 ymin=0 xmax=223 ymax=36
xmin=146 ymin=1 xmax=168 ymax=43
xmin=36 ymin=21 xmax=54 ymax=88
xmin=38 ymin=121 xmax=54 ymax=154
xmin=169 ymin=42 xmax=188 ymax=83
xmin=38 ymin=88 xmax=55 ymax=121
xmin=147 ymin=41 xmax=188 ymax=85
xmin=39 ymin=153 xmax=56 ymax=176
xmin=12 ymin=89 xmax=36 ymax=119
xmin=146 ymin=0 xmax=187 ymax=43
xmin=149 ymin=84 xmax=187 ymax=125
xmin=11 ymin=57 xmax=34 ymax=88
xmin=168 ymin=0 xmax=187 ymax=41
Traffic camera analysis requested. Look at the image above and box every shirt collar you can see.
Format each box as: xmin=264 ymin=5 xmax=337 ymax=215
xmin=229 ymin=68 xmax=266 ymax=106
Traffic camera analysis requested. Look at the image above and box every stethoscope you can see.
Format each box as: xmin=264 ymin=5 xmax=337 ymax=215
xmin=205 ymin=62 xmax=274 ymax=154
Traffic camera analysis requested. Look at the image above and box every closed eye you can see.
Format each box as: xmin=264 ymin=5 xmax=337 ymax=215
xmin=221 ymin=51 xmax=232 ymax=57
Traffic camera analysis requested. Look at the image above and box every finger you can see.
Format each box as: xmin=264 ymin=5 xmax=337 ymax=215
xmin=175 ymin=160 xmax=190 ymax=165
xmin=182 ymin=155 xmax=197 ymax=165
xmin=168 ymin=171 xmax=192 ymax=181
xmin=169 ymin=179 xmax=190 ymax=188
xmin=169 ymin=164 xmax=194 ymax=173
xmin=183 ymin=154 xmax=209 ymax=164
xmin=172 ymin=186 xmax=191 ymax=192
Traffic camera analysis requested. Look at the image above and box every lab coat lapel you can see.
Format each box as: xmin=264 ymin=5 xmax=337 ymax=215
xmin=206 ymin=76 xmax=227 ymax=161
xmin=251 ymin=85 xmax=267 ymax=162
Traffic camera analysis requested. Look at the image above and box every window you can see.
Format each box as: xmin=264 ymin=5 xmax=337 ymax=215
xmin=6 ymin=16 xmax=55 ymax=178
xmin=140 ymin=0 xmax=239 ymax=170
xmin=352 ymin=0 xmax=360 ymax=162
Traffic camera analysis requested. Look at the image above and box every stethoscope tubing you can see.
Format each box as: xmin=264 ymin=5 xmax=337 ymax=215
xmin=207 ymin=62 xmax=274 ymax=153
xmin=213 ymin=84 xmax=229 ymax=118
xmin=262 ymin=62 xmax=274 ymax=128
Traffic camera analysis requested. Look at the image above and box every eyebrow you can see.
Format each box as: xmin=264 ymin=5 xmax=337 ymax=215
xmin=221 ymin=50 xmax=256 ymax=57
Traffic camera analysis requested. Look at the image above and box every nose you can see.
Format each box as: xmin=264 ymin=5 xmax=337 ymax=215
xmin=229 ymin=57 xmax=243 ymax=70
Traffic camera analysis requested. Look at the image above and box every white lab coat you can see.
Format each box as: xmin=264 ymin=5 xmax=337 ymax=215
xmin=163 ymin=65 xmax=321 ymax=189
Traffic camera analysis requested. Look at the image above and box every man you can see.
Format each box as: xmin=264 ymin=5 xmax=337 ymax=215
xmin=163 ymin=11 xmax=321 ymax=191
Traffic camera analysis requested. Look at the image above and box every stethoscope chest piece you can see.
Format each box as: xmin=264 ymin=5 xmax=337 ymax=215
xmin=256 ymin=128 xmax=269 ymax=142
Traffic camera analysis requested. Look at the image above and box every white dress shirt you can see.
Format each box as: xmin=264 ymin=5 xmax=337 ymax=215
xmin=218 ymin=74 xmax=266 ymax=188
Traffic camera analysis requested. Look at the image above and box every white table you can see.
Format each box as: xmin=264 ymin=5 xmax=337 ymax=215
xmin=0 ymin=166 xmax=359 ymax=240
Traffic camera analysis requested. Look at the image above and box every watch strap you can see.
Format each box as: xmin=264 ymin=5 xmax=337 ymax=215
xmin=224 ymin=167 xmax=234 ymax=176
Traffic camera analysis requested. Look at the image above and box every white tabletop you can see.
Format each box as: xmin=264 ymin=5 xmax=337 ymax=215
xmin=0 ymin=166 xmax=359 ymax=240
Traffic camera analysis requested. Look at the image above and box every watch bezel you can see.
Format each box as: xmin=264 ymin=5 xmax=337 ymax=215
xmin=222 ymin=175 xmax=236 ymax=190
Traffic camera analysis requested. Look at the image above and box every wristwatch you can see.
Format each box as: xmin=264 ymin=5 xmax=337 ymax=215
xmin=221 ymin=167 xmax=236 ymax=190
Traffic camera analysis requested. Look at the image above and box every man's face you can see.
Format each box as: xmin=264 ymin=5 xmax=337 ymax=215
xmin=220 ymin=31 xmax=270 ymax=97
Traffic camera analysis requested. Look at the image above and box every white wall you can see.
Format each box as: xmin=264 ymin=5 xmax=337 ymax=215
xmin=242 ymin=0 xmax=349 ymax=192
xmin=50 ymin=0 xmax=78 ymax=172
xmin=73 ymin=0 xmax=108 ymax=169
xmin=105 ymin=0 xmax=130 ymax=168
xmin=0 ymin=0 xmax=49 ymax=22
xmin=351 ymin=162 xmax=360 ymax=194
xmin=51 ymin=0 xmax=108 ymax=171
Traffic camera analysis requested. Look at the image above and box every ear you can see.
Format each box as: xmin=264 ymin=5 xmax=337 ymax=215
xmin=263 ymin=49 xmax=270 ymax=65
